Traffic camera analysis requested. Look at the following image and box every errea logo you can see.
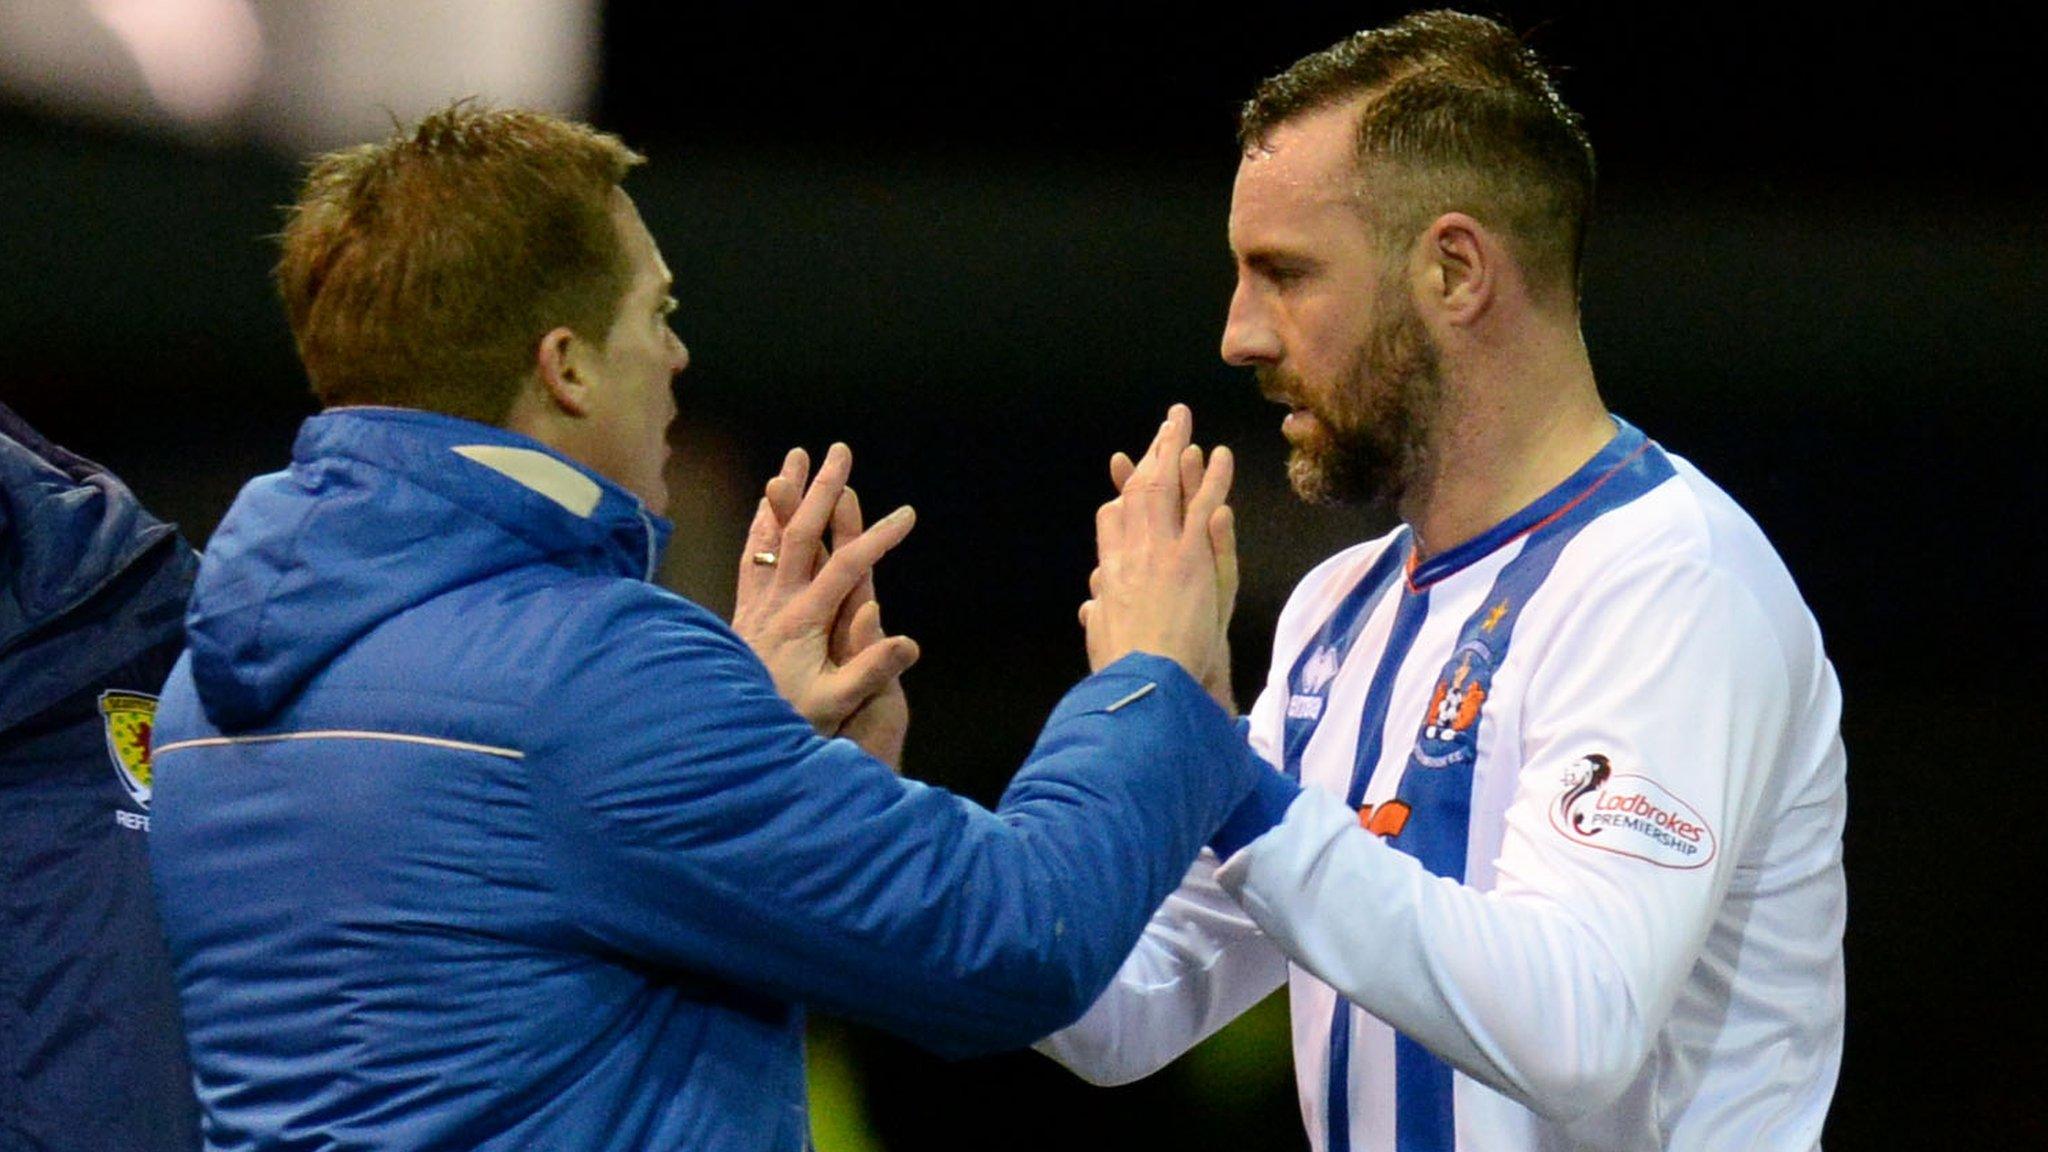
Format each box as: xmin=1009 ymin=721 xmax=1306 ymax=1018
xmin=99 ymin=690 xmax=158 ymax=829
xmin=1299 ymin=645 xmax=1340 ymax=694
xmin=1550 ymin=753 xmax=1717 ymax=870
xmin=1288 ymin=645 xmax=1342 ymax=720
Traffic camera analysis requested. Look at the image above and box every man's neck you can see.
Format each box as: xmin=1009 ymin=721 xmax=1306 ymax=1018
xmin=1401 ymin=329 xmax=1611 ymax=562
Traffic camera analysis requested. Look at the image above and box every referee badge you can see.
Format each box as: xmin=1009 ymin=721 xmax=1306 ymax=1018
xmin=99 ymin=690 xmax=159 ymax=811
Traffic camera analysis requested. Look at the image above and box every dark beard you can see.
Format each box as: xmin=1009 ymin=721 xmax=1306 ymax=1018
xmin=1267 ymin=288 xmax=1441 ymax=509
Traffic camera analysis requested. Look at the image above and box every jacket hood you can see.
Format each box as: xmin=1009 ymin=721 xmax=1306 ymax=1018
xmin=185 ymin=407 xmax=672 ymax=730
xmin=0 ymin=400 xmax=195 ymax=733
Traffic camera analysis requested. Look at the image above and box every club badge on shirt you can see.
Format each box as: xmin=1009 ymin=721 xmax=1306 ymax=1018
xmin=1550 ymin=753 xmax=1717 ymax=869
xmin=1411 ymin=642 xmax=1492 ymax=770
xmin=100 ymin=690 xmax=158 ymax=828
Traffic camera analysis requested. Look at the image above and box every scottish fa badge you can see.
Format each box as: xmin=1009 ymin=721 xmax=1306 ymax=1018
xmin=99 ymin=690 xmax=158 ymax=810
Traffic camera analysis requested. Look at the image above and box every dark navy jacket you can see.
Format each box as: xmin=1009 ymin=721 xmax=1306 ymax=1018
xmin=148 ymin=408 xmax=1269 ymax=1151
xmin=0 ymin=402 xmax=200 ymax=1152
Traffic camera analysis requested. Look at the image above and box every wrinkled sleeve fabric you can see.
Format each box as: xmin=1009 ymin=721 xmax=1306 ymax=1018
xmin=1035 ymin=658 xmax=1301 ymax=1085
xmin=531 ymin=586 xmax=1265 ymax=1058
xmin=1212 ymin=556 xmax=1790 ymax=1121
xmin=1031 ymin=847 xmax=1292 ymax=1085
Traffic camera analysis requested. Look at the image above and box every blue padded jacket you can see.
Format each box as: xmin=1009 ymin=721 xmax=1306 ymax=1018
xmin=148 ymin=408 xmax=1266 ymax=1151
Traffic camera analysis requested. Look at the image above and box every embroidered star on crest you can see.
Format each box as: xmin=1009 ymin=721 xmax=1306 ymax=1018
xmin=1482 ymin=600 xmax=1511 ymax=631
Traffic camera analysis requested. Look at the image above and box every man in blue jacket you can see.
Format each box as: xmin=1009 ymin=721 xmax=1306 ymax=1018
xmin=1 ymin=401 xmax=200 ymax=1151
xmin=146 ymin=105 xmax=1295 ymax=1151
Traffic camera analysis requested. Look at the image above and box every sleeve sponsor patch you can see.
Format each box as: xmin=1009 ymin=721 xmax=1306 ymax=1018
xmin=1549 ymin=753 xmax=1717 ymax=870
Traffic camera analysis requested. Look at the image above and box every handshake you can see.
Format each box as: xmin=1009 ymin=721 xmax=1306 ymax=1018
xmin=731 ymin=403 xmax=1238 ymax=765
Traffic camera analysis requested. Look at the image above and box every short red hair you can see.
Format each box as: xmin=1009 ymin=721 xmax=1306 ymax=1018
xmin=276 ymin=102 xmax=646 ymax=424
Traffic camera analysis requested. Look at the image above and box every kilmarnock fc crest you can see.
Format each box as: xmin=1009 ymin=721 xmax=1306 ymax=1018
xmin=1412 ymin=639 xmax=1494 ymax=770
xmin=99 ymin=690 xmax=158 ymax=809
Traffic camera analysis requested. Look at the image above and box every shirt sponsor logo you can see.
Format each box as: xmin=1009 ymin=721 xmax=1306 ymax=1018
xmin=1356 ymin=799 xmax=1411 ymax=837
xmin=1550 ymin=754 xmax=1717 ymax=870
xmin=99 ymin=690 xmax=158 ymax=821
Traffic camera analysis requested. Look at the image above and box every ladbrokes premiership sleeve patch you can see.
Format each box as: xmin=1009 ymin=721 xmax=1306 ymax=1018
xmin=1549 ymin=753 xmax=1717 ymax=870
xmin=99 ymin=689 xmax=158 ymax=813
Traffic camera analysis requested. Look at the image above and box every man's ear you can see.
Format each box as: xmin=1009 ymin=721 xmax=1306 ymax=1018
xmin=1422 ymin=211 xmax=1494 ymax=326
xmin=534 ymin=326 xmax=593 ymax=417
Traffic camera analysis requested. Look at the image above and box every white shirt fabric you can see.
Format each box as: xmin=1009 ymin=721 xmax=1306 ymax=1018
xmin=1041 ymin=423 xmax=1846 ymax=1151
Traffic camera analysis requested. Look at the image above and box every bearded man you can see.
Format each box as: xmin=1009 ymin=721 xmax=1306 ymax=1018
xmin=1040 ymin=12 xmax=1847 ymax=1151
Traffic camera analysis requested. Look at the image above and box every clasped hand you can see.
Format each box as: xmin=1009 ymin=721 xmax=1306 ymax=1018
xmin=733 ymin=405 xmax=1237 ymax=765
xmin=1080 ymin=403 xmax=1239 ymax=714
xmin=730 ymin=443 xmax=919 ymax=768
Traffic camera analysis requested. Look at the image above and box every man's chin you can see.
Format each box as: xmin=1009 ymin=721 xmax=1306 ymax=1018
xmin=1286 ymin=452 xmax=1347 ymax=507
xmin=637 ymin=479 xmax=672 ymax=518
xmin=1287 ymin=448 xmax=1395 ymax=510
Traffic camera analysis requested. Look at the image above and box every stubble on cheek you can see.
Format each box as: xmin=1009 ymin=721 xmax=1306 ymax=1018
xmin=1277 ymin=301 xmax=1440 ymax=509
xmin=1274 ymin=344 xmax=1381 ymax=507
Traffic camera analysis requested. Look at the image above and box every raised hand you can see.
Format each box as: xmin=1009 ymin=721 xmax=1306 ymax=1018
xmin=1102 ymin=416 xmax=1240 ymax=713
xmin=731 ymin=443 xmax=920 ymax=760
xmin=814 ymin=481 xmax=911 ymax=768
xmin=1080 ymin=404 xmax=1238 ymax=713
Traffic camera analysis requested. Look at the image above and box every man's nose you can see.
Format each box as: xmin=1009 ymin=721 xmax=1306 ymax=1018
xmin=1220 ymin=279 xmax=1280 ymax=366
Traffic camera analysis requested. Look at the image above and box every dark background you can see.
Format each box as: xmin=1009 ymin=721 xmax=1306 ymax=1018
xmin=4 ymin=2 xmax=2041 ymax=1147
